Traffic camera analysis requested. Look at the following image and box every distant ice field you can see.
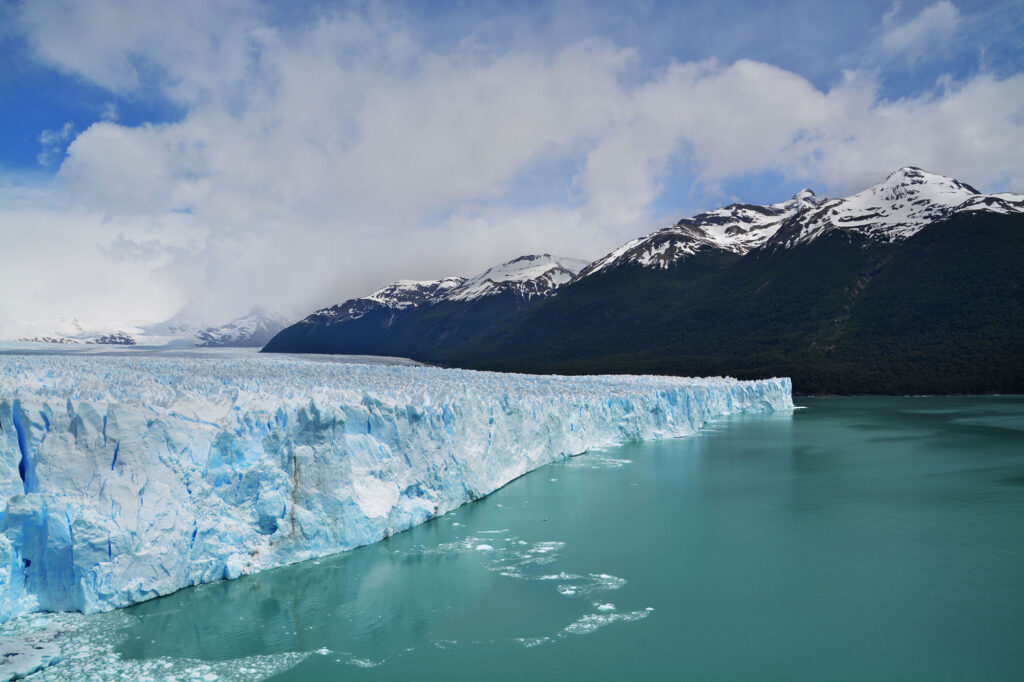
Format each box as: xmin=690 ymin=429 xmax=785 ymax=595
xmin=0 ymin=341 xmax=423 ymax=367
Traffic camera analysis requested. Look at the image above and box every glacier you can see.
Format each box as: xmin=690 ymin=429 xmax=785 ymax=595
xmin=0 ymin=352 xmax=791 ymax=622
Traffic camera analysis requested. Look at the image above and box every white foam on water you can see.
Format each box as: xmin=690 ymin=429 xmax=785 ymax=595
xmin=556 ymin=573 xmax=627 ymax=597
xmin=347 ymin=657 xmax=379 ymax=669
xmin=515 ymin=637 xmax=551 ymax=648
xmin=539 ymin=572 xmax=581 ymax=581
xmin=563 ymin=608 xmax=655 ymax=636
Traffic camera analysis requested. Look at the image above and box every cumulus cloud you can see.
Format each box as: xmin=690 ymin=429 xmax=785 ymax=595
xmin=881 ymin=1 xmax=961 ymax=61
xmin=36 ymin=121 xmax=74 ymax=166
xmin=811 ymin=70 xmax=1024 ymax=193
xmin=578 ymin=59 xmax=833 ymax=225
xmin=18 ymin=0 xmax=260 ymax=99
xmin=0 ymin=194 xmax=204 ymax=330
xmin=2 ymin=0 xmax=1022 ymax=328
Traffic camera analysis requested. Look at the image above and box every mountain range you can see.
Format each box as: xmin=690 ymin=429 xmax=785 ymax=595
xmin=263 ymin=254 xmax=589 ymax=358
xmin=263 ymin=167 xmax=1024 ymax=393
xmin=188 ymin=307 xmax=291 ymax=347
xmin=10 ymin=307 xmax=290 ymax=348
xmin=270 ymin=167 xmax=1019 ymax=393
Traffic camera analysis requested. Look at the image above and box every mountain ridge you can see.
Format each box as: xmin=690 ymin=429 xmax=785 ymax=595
xmin=263 ymin=167 xmax=1024 ymax=394
xmin=5 ymin=307 xmax=291 ymax=348
xmin=191 ymin=307 xmax=291 ymax=348
xmin=263 ymin=254 xmax=589 ymax=354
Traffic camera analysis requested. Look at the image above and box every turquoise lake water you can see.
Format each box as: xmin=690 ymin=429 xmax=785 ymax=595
xmin=22 ymin=396 xmax=1024 ymax=680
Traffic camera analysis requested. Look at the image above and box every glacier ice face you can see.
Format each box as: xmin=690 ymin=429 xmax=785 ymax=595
xmin=0 ymin=353 xmax=792 ymax=622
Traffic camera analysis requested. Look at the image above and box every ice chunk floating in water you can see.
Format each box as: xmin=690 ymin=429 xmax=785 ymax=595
xmin=0 ymin=353 xmax=791 ymax=621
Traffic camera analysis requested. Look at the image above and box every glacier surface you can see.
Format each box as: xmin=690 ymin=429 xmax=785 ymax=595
xmin=0 ymin=353 xmax=791 ymax=622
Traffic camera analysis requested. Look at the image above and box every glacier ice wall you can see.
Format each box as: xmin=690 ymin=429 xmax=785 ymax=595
xmin=0 ymin=354 xmax=791 ymax=622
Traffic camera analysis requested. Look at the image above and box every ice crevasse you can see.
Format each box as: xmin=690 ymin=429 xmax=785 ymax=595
xmin=0 ymin=354 xmax=792 ymax=622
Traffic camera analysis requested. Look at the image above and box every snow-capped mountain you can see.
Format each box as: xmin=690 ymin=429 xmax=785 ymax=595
xmin=446 ymin=254 xmax=589 ymax=301
xmin=262 ymin=255 xmax=588 ymax=355
xmin=299 ymin=254 xmax=586 ymax=327
xmin=135 ymin=305 xmax=289 ymax=347
xmin=15 ymin=335 xmax=81 ymax=345
xmin=3 ymin=307 xmax=290 ymax=348
xmin=766 ymin=167 xmax=1024 ymax=249
xmin=366 ymin=277 xmax=468 ymax=308
xmin=192 ymin=308 xmax=291 ymax=347
xmin=307 ymin=277 xmax=467 ymax=327
xmin=580 ymin=167 xmax=1023 ymax=277
xmin=16 ymin=331 xmax=138 ymax=345
xmin=88 ymin=332 xmax=136 ymax=346
xmin=264 ymin=166 xmax=1024 ymax=395
xmin=142 ymin=306 xmax=210 ymax=339
xmin=4 ymin=317 xmax=141 ymax=345
xmin=578 ymin=189 xmax=824 ymax=278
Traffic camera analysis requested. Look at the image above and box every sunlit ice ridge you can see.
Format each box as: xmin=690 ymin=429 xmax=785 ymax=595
xmin=0 ymin=352 xmax=791 ymax=622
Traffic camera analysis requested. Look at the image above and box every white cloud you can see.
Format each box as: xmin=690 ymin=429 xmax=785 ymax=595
xmin=0 ymin=190 xmax=204 ymax=328
xmin=18 ymin=0 xmax=260 ymax=99
xmin=578 ymin=59 xmax=832 ymax=227
xmin=812 ymin=71 xmax=1024 ymax=194
xmin=58 ymin=121 xmax=209 ymax=213
xmin=36 ymin=121 xmax=74 ymax=166
xmin=337 ymin=40 xmax=633 ymax=213
xmin=2 ymin=1 xmax=1022 ymax=329
xmin=882 ymin=1 xmax=961 ymax=61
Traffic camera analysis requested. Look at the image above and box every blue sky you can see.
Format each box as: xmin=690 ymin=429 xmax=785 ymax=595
xmin=1 ymin=0 xmax=1022 ymax=329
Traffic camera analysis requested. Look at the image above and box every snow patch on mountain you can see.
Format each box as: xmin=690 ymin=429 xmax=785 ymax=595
xmin=578 ymin=189 xmax=824 ymax=278
xmin=142 ymin=306 xmax=210 ymax=339
xmin=767 ymin=167 xmax=1023 ymax=248
xmin=87 ymin=332 xmax=136 ymax=346
xmin=294 ymin=254 xmax=586 ymax=331
xmin=366 ymin=277 xmax=467 ymax=309
xmin=581 ymin=167 xmax=1023 ymax=276
xmin=303 ymin=277 xmax=467 ymax=327
xmin=953 ymin=193 xmax=1024 ymax=215
xmin=445 ymin=254 xmax=589 ymax=302
xmin=1 ymin=318 xmax=142 ymax=346
xmin=4 ymin=308 xmax=290 ymax=349
xmin=15 ymin=336 xmax=81 ymax=345
xmin=193 ymin=308 xmax=291 ymax=347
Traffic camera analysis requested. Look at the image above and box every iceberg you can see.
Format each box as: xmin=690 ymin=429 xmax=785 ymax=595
xmin=0 ymin=353 xmax=791 ymax=622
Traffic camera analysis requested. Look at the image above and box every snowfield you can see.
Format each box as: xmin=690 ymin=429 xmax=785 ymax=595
xmin=0 ymin=353 xmax=791 ymax=622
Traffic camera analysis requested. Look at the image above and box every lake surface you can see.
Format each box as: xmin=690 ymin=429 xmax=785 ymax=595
xmin=20 ymin=396 xmax=1024 ymax=680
